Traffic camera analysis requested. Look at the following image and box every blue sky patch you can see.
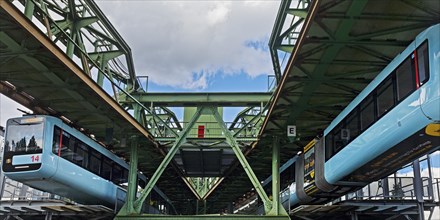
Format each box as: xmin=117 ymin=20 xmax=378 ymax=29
xmin=245 ymin=38 xmax=270 ymax=52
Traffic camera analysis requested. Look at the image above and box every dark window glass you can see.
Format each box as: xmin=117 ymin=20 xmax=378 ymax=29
xmin=122 ymin=169 xmax=129 ymax=183
xmin=333 ymin=124 xmax=344 ymax=153
xmin=102 ymin=158 xmax=112 ymax=180
xmin=325 ymin=132 xmax=333 ymax=160
xmin=89 ymin=150 xmax=101 ymax=175
xmin=360 ymin=96 xmax=375 ymax=131
xmin=346 ymin=109 xmax=359 ymax=141
xmin=75 ymin=143 xmax=88 ymax=168
xmin=377 ymin=78 xmax=395 ymax=117
xmin=112 ymin=165 xmax=123 ymax=184
xmin=60 ymin=132 xmax=74 ymax=162
xmin=417 ymin=42 xmax=429 ymax=86
xmin=396 ymin=56 xmax=415 ymax=101
xmin=138 ymin=177 xmax=146 ymax=189
xmin=53 ymin=127 xmax=61 ymax=154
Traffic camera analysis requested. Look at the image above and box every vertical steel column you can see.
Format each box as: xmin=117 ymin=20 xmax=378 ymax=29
xmin=268 ymin=136 xmax=289 ymax=216
xmin=210 ymin=107 xmax=272 ymax=213
xmin=413 ymin=159 xmax=425 ymax=220
xmin=131 ymin=107 xmax=204 ymax=213
xmin=427 ymin=154 xmax=434 ymax=199
xmin=126 ymin=136 xmax=139 ymax=214
xmin=382 ymin=178 xmax=389 ymax=199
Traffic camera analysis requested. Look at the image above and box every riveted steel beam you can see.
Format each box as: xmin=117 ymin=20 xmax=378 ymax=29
xmin=121 ymin=107 xmax=204 ymax=215
xmin=210 ymin=107 xmax=272 ymax=213
xmin=119 ymin=92 xmax=272 ymax=107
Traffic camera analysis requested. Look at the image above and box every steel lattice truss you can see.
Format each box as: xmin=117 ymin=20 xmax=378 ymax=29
xmin=1 ymin=0 xmax=439 ymax=216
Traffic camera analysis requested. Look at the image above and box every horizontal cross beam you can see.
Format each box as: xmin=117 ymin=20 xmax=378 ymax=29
xmin=120 ymin=92 xmax=273 ymax=107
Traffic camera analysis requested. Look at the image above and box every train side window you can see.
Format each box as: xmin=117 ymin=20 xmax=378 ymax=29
xmin=346 ymin=109 xmax=359 ymax=141
xmin=102 ymin=157 xmax=112 ymax=180
xmin=417 ymin=41 xmax=429 ymax=86
xmin=333 ymin=123 xmax=344 ymax=153
xmin=122 ymin=169 xmax=129 ymax=183
xmin=325 ymin=133 xmax=333 ymax=160
xmin=360 ymin=96 xmax=375 ymax=131
xmin=112 ymin=165 xmax=123 ymax=184
xmin=377 ymin=78 xmax=395 ymax=117
xmin=60 ymin=132 xmax=74 ymax=162
xmin=52 ymin=127 xmax=61 ymax=154
xmin=75 ymin=143 xmax=88 ymax=168
xmin=89 ymin=150 xmax=101 ymax=175
xmin=396 ymin=56 xmax=415 ymax=101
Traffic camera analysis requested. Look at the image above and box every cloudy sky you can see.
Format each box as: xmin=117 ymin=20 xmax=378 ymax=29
xmin=0 ymin=1 xmax=280 ymax=126
xmin=96 ymin=1 xmax=280 ymax=91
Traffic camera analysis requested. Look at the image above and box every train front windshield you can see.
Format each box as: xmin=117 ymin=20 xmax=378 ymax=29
xmin=5 ymin=119 xmax=43 ymax=153
xmin=2 ymin=117 xmax=44 ymax=172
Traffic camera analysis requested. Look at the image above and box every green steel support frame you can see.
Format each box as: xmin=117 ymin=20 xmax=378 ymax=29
xmin=124 ymin=136 xmax=139 ymax=214
xmin=117 ymin=107 xmax=205 ymax=216
xmin=210 ymin=107 xmax=273 ymax=214
xmin=267 ymin=136 xmax=289 ymax=216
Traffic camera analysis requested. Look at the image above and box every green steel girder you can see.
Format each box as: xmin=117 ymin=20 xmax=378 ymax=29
xmin=269 ymin=0 xmax=310 ymax=83
xmin=120 ymin=92 xmax=272 ymax=107
xmin=210 ymin=107 xmax=272 ymax=214
xmin=229 ymin=106 xmax=267 ymax=139
xmin=284 ymin=0 xmax=369 ymax=125
xmin=115 ymin=215 xmax=290 ymax=220
xmin=266 ymin=137 xmax=289 ymax=217
xmin=118 ymin=107 xmax=205 ymax=216
xmin=18 ymin=0 xmax=139 ymax=89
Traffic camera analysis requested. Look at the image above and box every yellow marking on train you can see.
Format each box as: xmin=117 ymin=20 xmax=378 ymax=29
xmin=304 ymin=139 xmax=316 ymax=152
xmin=21 ymin=117 xmax=43 ymax=124
xmin=426 ymin=123 xmax=440 ymax=137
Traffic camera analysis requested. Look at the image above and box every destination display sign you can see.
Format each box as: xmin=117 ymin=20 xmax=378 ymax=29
xmin=12 ymin=153 xmax=42 ymax=165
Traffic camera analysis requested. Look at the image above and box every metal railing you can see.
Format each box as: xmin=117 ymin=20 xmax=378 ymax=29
xmin=342 ymin=177 xmax=440 ymax=202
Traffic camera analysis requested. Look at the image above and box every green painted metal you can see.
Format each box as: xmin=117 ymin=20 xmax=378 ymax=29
xmin=8 ymin=0 xmax=440 ymax=216
xmin=124 ymin=136 xmax=139 ymax=214
xmin=267 ymin=136 xmax=289 ymax=217
xmin=210 ymin=107 xmax=272 ymax=213
xmin=184 ymin=107 xmax=223 ymax=138
xmin=24 ymin=0 xmax=34 ymax=19
xmin=269 ymin=0 xmax=310 ymax=83
xmin=115 ymin=215 xmax=290 ymax=220
xmin=229 ymin=105 xmax=267 ymax=138
xmin=284 ymin=0 xmax=368 ymax=126
xmin=120 ymin=92 xmax=272 ymax=107
xmin=123 ymin=107 xmax=205 ymax=215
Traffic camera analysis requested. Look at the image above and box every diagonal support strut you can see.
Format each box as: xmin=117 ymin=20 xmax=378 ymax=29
xmin=210 ymin=107 xmax=273 ymax=213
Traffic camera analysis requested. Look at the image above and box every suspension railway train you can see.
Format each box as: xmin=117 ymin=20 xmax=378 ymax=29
xmin=277 ymin=24 xmax=440 ymax=208
xmin=1 ymin=115 xmax=175 ymax=214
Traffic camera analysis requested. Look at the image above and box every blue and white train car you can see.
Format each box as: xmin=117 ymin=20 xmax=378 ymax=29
xmin=285 ymin=23 xmax=440 ymax=207
xmin=1 ymin=115 xmax=172 ymax=213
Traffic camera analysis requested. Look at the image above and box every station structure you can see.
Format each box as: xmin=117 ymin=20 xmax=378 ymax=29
xmin=0 ymin=0 xmax=439 ymax=219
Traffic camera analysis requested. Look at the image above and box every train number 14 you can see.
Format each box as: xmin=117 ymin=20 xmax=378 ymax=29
xmin=31 ymin=155 xmax=40 ymax=162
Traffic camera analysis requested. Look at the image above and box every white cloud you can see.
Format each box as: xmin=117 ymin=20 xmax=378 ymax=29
xmin=96 ymin=1 xmax=279 ymax=90
xmin=0 ymin=95 xmax=30 ymax=127
xmin=396 ymin=167 xmax=440 ymax=178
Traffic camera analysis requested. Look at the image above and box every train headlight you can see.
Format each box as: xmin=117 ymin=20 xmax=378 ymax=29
xmin=425 ymin=123 xmax=440 ymax=137
xmin=6 ymin=158 xmax=11 ymax=164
